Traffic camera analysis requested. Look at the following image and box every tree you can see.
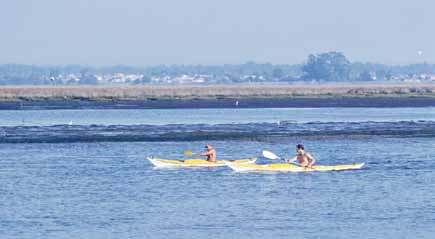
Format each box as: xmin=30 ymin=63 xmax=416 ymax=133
xmin=302 ymin=52 xmax=351 ymax=81
xmin=80 ymin=68 xmax=98 ymax=85
xmin=359 ymin=70 xmax=372 ymax=81
xmin=272 ymin=68 xmax=284 ymax=79
xmin=132 ymin=76 xmax=151 ymax=84
xmin=375 ymin=69 xmax=386 ymax=81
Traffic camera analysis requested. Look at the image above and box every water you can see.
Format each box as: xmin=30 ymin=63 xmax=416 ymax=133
xmin=2 ymin=107 xmax=435 ymax=126
xmin=0 ymin=108 xmax=435 ymax=238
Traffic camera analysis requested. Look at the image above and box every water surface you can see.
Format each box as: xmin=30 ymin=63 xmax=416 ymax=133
xmin=0 ymin=108 xmax=434 ymax=238
xmin=1 ymin=107 xmax=435 ymax=126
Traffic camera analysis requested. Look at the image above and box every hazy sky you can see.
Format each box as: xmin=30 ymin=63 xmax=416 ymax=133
xmin=1 ymin=0 xmax=434 ymax=66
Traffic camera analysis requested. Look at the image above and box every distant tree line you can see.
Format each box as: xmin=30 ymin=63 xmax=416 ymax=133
xmin=1 ymin=52 xmax=435 ymax=85
xmin=302 ymin=52 xmax=351 ymax=81
xmin=301 ymin=52 xmax=435 ymax=82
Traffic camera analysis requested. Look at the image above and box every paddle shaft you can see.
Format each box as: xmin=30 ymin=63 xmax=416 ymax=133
xmin=262 ymin=150 xmax=299 ymax=165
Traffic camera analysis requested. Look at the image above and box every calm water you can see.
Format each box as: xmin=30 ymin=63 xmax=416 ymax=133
xmin=2 ymin=107 xmax=435 ymax=126
xmin=1 ymin=108 xmax=435 ymax=238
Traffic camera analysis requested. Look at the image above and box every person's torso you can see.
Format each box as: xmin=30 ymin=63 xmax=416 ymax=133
xmin=297 ymin=152 xmax=309 ymax=162
xmin=207 ymin=150 xmax=216 ymax=161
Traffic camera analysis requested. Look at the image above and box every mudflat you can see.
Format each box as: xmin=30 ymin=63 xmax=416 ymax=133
xmin=1 ymin=84 xmax=435 ymax=109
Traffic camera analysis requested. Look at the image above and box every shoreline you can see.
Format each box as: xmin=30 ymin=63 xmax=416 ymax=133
xmin=2 ymin=84 xmax=435 ymax=109
xmin=2 ymin=97 xmax=435 ymax=110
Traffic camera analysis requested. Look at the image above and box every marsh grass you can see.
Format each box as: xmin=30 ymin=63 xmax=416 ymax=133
xmin=1 ymin=84 xmax=435 ymax=101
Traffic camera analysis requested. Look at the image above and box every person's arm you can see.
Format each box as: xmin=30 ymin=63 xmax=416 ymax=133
xmin=198 ymin=151 xmax=213 ymax=156
xmin=306 ymin=153 xmax=316 ymax=167
xmin=286 ymin=156 xmax=298 ymax=163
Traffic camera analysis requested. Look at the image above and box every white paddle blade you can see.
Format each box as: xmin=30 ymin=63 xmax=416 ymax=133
xmin=262 ymin=150 xmax=280 ymax=160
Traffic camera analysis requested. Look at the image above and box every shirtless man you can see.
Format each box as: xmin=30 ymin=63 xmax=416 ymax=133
xmin=288 ymin=144 xmax=316 ymax=168
xmin=197 ymin=144 xmax=217 ymax=162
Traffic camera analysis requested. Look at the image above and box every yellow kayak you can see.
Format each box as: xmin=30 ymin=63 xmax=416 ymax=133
xmin=147 ymin=157 xmax=257 ymax=168
xmin=225 ymin=161 xmax=365 ymax=172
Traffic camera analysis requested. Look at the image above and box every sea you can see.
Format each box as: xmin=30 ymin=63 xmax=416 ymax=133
xmin=0 ymin=107 xmax=434 ymax=238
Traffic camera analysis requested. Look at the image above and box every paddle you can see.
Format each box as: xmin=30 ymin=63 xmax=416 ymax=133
xmin=184 ymin=150 xmax=194 ymax=155
xmin=262 ymin=150 xmax=297 ymax=164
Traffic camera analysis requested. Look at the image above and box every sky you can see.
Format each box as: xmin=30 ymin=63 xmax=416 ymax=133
xmin=1 ymin=0 xmax=434 ymax=66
